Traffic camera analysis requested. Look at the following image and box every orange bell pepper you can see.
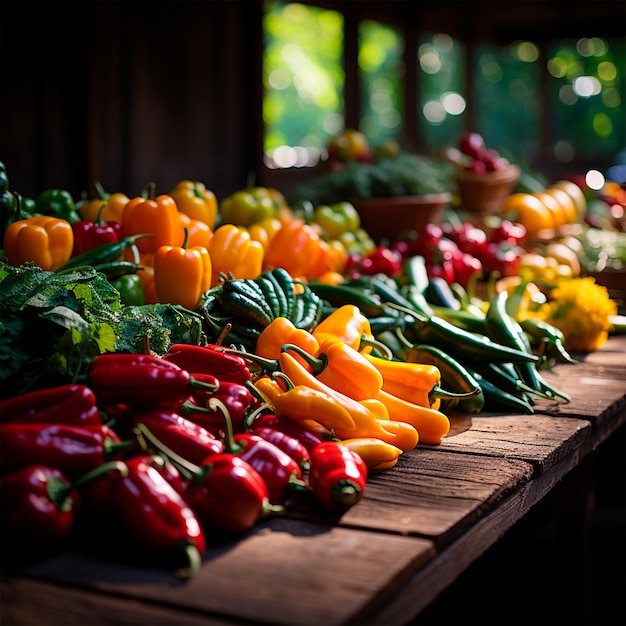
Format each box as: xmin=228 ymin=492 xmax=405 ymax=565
xmin=247 ymin=216 xmax=282 ymax=252
xmin=208 ymin=224 xmax=264 ymax=287
xmin=169 ymin=179 xmax=217 ymax=230
xmin=153 ymin=229 xmax=212 ymax=310
xmin=178 ymin=211 xmax=213 ymax=249
xmin=305 ymin=238 xmax=349 ymax=279
xmin=3 ymin=216 xmax=74 ymax=271
xmin=263 ymin=218 xmax=321 ymax=278
xmin=121 ymin=184 xmax=184 ymax=255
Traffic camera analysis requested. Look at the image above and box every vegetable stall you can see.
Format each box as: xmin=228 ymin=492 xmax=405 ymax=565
xmin=0 ymin=138 xmax=625 ymax=625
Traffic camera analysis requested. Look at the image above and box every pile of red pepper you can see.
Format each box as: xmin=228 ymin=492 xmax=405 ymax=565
xmin=0 ymin=345 xmax=369 ymax=578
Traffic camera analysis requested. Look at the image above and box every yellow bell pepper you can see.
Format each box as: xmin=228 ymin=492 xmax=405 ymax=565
xmin=208 ymin=223 xmax=264 ymax=287
xmin=3 ymin=216 xmax=74 ymax=271
xmin=170 ymin=179 xmax=218 ymax=230
xmin=153 ymin=228 xmax=212 ymax=310
xmin=121 ymin=186 xmax=184 ymax=255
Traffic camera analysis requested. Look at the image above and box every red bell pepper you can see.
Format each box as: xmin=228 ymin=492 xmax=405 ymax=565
xmin=163 ymin=343 xmax=252 ymax=384
xmin=308 ymin=441 xmax=368 ymax=510
xmin=88 ymin=352 xmax=219 ymax=407
xmin=132 ymin=409 xmax=223 ymax=466
xmin=185 ymin=374 xmax=258 ymax=434
xmin=71 ymin=204 xmax=123 ymax=257
xmin=0 ymin=422 xmax=133 ymax=478
xmin=346 ymin=245 xmax=403 ymax=278
xmin=246 ymin=426 xmax=311 ymax=472
xmin=0 ymin=384 xmax=101 ymax=427
xmin=0 ymin=464 xmax=80 ymax=551
xmin=246 ymin=411 xmax=335 ymax=453
xmin=82 ymin=454 xmax=206 ymax=579
xmin=203 ymin=397 xmax=306 ymax=504
xmin=183 ymin=452 xmax=281 ymax=535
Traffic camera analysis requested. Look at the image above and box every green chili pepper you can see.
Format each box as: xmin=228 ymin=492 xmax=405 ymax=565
xmin=35 ymin=188 xmax=81 ymax=224
xmin=398 ymin=307 xmax=540 ymax=365
xmin=519 ymin=317 xmax=579 ymax=365
xmin=112 ymin=274 xmax=145 ymax=306
xmin=485 ymin=292 xmax=570 ymax=403
xmin=55 ymin=233 xmax=154 ymax=273
xmin=308 ymin=282 xmax=387 ymax=318
xmin=465 ymin=366 xmax=535 ymax=414
xmin=407 ymin=344 xmax=485 ymax=414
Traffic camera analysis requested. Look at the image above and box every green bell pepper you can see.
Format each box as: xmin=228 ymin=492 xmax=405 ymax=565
xmin=35 ymin=188 xmax=81 ymax=224
xmin=313 ymin=201 xmax=361 ymax=239
xmin=112 ymin=274 xmax=145 ymax=306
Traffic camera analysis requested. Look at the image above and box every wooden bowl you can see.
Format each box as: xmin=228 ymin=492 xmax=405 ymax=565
xmin=456 ymin=164 xmax=521 ymax=215
xmin=351 ymin=193 xmax=451 ymax=242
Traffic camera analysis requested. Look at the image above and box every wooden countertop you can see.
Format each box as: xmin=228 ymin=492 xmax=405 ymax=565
xmin=1 ymin=336 xmax=624 ymax=626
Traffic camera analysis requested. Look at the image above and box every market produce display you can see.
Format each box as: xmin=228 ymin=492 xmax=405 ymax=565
xmin=0 ymin=150 xmax=624 ymax=578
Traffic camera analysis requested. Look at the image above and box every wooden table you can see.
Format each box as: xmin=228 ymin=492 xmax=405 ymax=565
xmin=2 ymin=336 xmax=625 ymax=626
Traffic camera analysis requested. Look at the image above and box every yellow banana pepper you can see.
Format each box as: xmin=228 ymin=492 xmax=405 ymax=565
xmin=375 ymin=389 xmax=450 ymax=445
xmin=363 ymin=353 xmax=441 ymax=409
xmin=3 ymin=215 xmax=74 ymax=271
xmin=282 ymin=338 xmax=383 ymax=402
xmin=255 ymin=317 xmax=321 ymax=362
xmin=313 ymin=304 xmax=376 ymax=353
xmin=338 ymin=437 xmax=403 ymax=471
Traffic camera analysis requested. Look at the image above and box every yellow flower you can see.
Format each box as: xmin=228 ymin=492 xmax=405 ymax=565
xmin=533 ymin=277 xmax=617 ymax=353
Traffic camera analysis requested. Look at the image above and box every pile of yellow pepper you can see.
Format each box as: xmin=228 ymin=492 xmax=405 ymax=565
xmin=246 ymin=303 xmax=453 ymax=471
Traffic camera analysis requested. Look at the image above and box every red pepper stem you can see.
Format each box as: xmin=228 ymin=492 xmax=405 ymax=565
xmin=132 ymin=423 xmax=201 ymax=481
xmin=220 ymin=348 xmax=279 ymax=374
xmin=260 ymin=497 xmax=287 ymax=518
xmin=204 ymin=397 xmax=240 ymax=454
xmin=95 ymin=202 xmax=107 ymax=226
xmin=188 ymin=375 xmax=220 ymax=394
xmin=104 ymin=436 xmax=137 ymax=458
xmin=69 ymin=460 xmax=130 ymax=492
xmin=242 ymin=402 xmax=273 ymax=430
xmin=175 ymin=543 xmax=202 ymax=581
xmin=280 ymin=343 xmax=326 ymax=375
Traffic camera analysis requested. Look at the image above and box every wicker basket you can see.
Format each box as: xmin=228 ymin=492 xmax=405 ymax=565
xmin=351 ymin=193 xmax=451 ymax=242
xmin=456 ymin=164 xmax=520 ymax=215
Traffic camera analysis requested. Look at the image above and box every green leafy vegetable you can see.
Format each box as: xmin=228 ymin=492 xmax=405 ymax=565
xmin=0 ymin=262 xmax=204 ymax=399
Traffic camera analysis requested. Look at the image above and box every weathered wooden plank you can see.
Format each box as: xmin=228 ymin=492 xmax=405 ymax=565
xmin=367 ymin=448 xmax=594 ymax=625
xmin=287 ymin=451 xmax=534 ymax=548
xmin=434 ymin=413 xmax=591 ymax=472
xmin=4 ymin=518 xmax=434 ymax=626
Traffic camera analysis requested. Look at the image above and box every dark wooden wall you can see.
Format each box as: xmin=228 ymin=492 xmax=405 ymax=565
xmin=1 ymin=0 xmax=263 ymax=202
xmin=1 ymin=0 xmax=624 ymax=204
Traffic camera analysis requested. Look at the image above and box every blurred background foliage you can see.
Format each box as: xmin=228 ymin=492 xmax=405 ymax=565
xmin=262 ymin=0 xmax=625 ymax=172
